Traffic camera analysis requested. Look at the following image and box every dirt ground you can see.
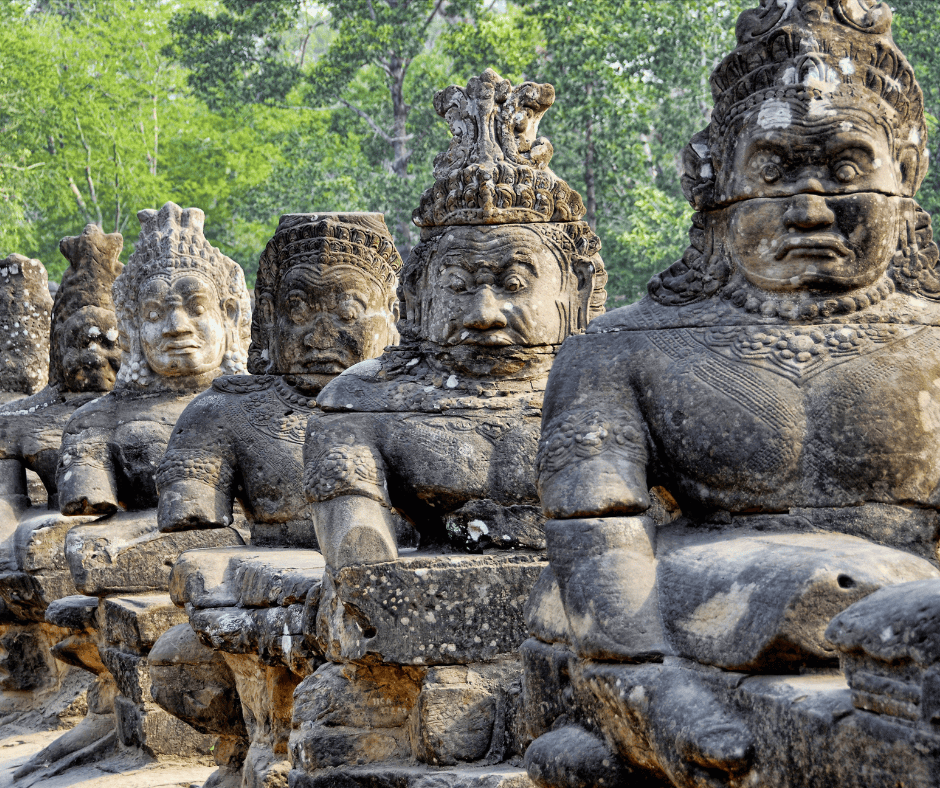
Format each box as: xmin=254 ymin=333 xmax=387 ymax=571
xmin=0 ymin=724 xmax=214 ymax=788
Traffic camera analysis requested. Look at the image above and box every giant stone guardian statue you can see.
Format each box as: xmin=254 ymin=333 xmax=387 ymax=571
xmin=523 ymin=2 xmax=940 ymax=787
xmin=0 ymin=224 xmax=122 ymax=724
xmin=16 ymin=203 xmax=251 ymax=783
xmin=293 ymin=69 xmax=607 ymax=787
xmin=149 ymin=212 xmax=402 ymax=788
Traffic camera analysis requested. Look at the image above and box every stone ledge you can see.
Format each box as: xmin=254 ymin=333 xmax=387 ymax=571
xmin=169 ymin=546 xmax=325 ymax=609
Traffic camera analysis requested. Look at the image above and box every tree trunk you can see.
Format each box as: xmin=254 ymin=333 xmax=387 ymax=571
xmin=388 ymin=53 xmax=410 ymax=178
xmin=583 ymin=87 xmax=597 ymax=230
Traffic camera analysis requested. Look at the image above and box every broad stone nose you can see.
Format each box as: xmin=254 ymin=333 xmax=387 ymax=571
xmin=783 ymin=193 xmax=836 ymax=230
xmin=463 ymin=288 xmax=507 ymax=331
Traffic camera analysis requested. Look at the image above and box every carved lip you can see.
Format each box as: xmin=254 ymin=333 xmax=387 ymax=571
xmin=162 ymin=340 xmax=201 ymax=353
xmin=775 ymin=234 xmax=852 ymax=260
xmin=457 ymin=331 xmax=515 ymax=347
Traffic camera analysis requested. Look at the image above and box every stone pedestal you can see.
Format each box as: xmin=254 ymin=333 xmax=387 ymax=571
xmin=289 ymin=552 xmax=543 ymax=787
xmin=161 ymin=546 xmax=326 ymax=788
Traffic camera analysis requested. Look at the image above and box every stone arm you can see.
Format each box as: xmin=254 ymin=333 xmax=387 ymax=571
xmin=303 ymin=416 xmax=397 ymax=569
xmin=0 ymin=458 xmax=28 ymax=525
xmin=56 ymin=398 xmax=119 ymax=516
xmin=156 ymin=392 xmax=236 ymax=532
xmin=537 ymin=333 xmax=651 ymax=520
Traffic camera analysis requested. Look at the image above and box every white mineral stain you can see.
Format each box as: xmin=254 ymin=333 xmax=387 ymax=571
xmin=446 ymin=374 xmax=459 ymax=388
xmin=839 ymin=57 xmax=856 ymax=76
xmin=919 ymin=389 xmax=940 ymax=431
xmin=682 ymin=581 xmax=757 ymax=637
xmin=467 ymin=519 xmax=489 ymax=541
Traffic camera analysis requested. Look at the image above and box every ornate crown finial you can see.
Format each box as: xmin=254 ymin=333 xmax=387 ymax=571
xmin=680 ymin=0 xmax=927 ymax=211
xmin=413 ymin=69 xmax=586 ymax=231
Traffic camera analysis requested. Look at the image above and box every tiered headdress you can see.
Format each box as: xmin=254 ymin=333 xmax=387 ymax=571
xmin=114 ymin=202 xmax=251 ymax=387
xmin=249 ymin=212 xmax=402 ymax=374
xmin=51 ymin=224 xmax=124 ymax=390
xmin=406 ymin=69 xmax=606 ymax=334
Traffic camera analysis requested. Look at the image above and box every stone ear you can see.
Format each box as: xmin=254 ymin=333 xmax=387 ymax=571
xmin=898 ymin=145 xmax=927 ymax=196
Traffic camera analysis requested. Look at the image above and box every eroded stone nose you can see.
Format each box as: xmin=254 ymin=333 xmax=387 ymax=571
xmin=783 ymin=193 xmax=836 ymax=229
xmin=463 ymin=288 xmax=507 ymax=330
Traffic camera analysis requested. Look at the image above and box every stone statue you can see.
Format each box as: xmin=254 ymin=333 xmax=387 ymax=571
xmin=0 ymin=253 xmax=53 ymax=403
xmin=149 ymin=212 xmax=402 ymax=788
xmin=523 ymin=3 xmax=940 ymax=787
xmin=0 ymin=224 xmax=122 ymax=722
xmin=16 ymin=203 xmax=251 ymax=781
xmin=292 ymin=69 xmax=607 ymax=785
xmin=0 ymin=226 xmax=122 ymax=525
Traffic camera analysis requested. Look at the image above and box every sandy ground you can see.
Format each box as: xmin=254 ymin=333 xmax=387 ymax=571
xmin=0 ymin=725 xmax=214 ymax=788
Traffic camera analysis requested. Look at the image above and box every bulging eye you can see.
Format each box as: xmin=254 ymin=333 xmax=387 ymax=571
xmin=762 ymin=164 xmax=782 ymax=184
xmin=190 ymin=303 xmax=206 ymax=316
xmin=147 ymin=309 xmax=160 ymax=322
xmin=503 ymin=276 xmax=526 ymax=293
xmin=835 ymin=163 xmax=860 ymax=183
xmin=447 ymin=276 xmax=469 ymax=293
xmin=338 ymin=301 xmax=364 ymax=322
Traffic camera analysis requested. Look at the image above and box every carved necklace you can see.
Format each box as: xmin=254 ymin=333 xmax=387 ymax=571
xmin=721 ymin=273 xmax=895 ymax=321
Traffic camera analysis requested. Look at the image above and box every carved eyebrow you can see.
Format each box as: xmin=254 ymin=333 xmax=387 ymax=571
xmin=826 ymin=137 xmax=877 ymax=159
xmin=441 ymin=249 xmax=538 ymax=273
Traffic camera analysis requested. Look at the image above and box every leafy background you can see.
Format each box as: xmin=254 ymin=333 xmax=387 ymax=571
xmin=1 ymin=0 xmax=937 ymax=305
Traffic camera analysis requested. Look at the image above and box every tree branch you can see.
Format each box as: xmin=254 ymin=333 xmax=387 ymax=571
xmin=74 ymin=115 xmax=103 ymax=226
xmin=337 ymin=99 xmax=413 ymax=143
xmin=0 ymin=162 xmax=45 ymax=171
xmin=420 ymin=0 xmax=446 ymax=35
xmin=67 ymin=176 xmax=92 ymax=223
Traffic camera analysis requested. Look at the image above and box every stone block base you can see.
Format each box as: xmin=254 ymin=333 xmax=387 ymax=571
xmin=288 ymin=764 xmax=535 ymax=788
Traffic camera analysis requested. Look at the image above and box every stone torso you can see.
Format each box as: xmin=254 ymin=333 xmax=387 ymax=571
xmin=0 ymin=388 xmax=100 ymax=498
xmin=312 ymin=347 xmax=548 ymax=539
xmin=543 ymin=294 xmax=940 ymax=518
xmin=59 ymin=388 xmax=198 ymax=511
xmin=189 ymin=376 xmax=313 ymax=524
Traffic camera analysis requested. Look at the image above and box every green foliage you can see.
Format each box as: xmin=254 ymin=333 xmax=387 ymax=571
xmin=3 ymin=0 xmax=940 ymax=304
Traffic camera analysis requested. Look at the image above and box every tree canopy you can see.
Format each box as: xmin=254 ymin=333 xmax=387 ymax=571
xmin=1 ymin=0 xmax=939 ymax=302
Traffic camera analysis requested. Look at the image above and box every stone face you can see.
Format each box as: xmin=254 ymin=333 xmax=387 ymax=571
xmin=523 ymin=2 xmax=940 ymax=786
xmin=0 ymin=253 xmax=53 ymax=397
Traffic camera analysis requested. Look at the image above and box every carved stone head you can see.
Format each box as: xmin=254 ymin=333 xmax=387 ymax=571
xmin=0 ymin=254 xmax=53 ymax=395
xmin=651 ymin=0 xmax=939 ymax=319
xmin=52 ymin=224 xmax=124 ymax=393
xmin=113 ymin=202 xmax=251 ymax=390
xmin=250 ymin=213 xmax=401 ymax=386
xmin=404 ymin=70 xmax=606 ymax=349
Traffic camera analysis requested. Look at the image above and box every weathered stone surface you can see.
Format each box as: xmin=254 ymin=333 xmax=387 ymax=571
xmin=657 ymin=528 xmax=940 ymax=672
xmin=318 ymin=554 xmax=545 ymax=664
xmin=66 ymin=511 xmax=245 ymax=596
xmin=169 ymin=546 xmax=325 ymax=609
xmin=0 ymin=253 xmax=53 ymax=396
xmin=444 ymin=499 xmax=545 ymax=553
xmin=102 ymin=593 xmax=190 ymax=652
xmin=289 ymin=765 xmax=536 ymax=788
xmin=148 ymin=623 xmax=246 ymax=738
xmin=524 ymin=725 xmax=633 ymax=788
xmin=523 ymin=1 xmax=940 ymax=786
xmin=409 ymin=662 xmax=522 ymax=766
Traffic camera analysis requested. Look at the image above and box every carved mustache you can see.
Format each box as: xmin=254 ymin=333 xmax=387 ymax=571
xmin=774 ymin=234 xmax=853 ymax=260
